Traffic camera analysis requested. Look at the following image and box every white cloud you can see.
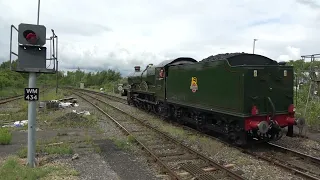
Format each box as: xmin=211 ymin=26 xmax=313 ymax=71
xmin=1 ymin=0 xmax=320 ymax=76
xmin=287 ymin=46 xmax=301 ymax=59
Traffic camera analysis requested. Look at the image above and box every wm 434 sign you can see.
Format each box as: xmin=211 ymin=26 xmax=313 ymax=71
xmin=24 ymin=88 xmax=39 ymax=101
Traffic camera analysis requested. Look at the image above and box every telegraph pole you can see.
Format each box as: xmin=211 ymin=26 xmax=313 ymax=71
xmin=37 ymin=0 xmax=40 ymax=25
xmin=53 ymin=30 xmax=58 ymax=94
xmin=253 ymin=39 xmax=258 ymax=54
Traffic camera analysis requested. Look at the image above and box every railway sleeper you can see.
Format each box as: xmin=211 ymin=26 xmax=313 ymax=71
xmin=145 ymin=140 xmax=174 ymax=146
xmin=75 ymin=90 xmax=247 ymax=180
xmin=160 ymin=153 xmax=198 ymax=162
xmin=153 ymin=147 xmax=184 ymax=153
xmin=155 ymin=151 xmax=186 ymax=158
xmin=131 ymin=131 xmax=155 ymax=136
xmin=129 ymin=129 xmax=145 ymax=133
xmin=138 ymin=136 xmax=164 ymax=143
xmin=150 ymin=144 xmax=179 ymax=150
xmin=272 ymin=155 xmax=318 ymax=174
xmin=132 ymin=134 xmax=155 ymax=140
xmin=179 ymin=163 xmax=236 ymax=180
xmin=125 ymin=125 xmax=147 ymax=130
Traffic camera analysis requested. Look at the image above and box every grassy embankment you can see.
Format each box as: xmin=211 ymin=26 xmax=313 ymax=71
xmin=0 ymin=89 xmax=83 ymax=179
xmin=0 ymin=87 xmax=23 ymax=98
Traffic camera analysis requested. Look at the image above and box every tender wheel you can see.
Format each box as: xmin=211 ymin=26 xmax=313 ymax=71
xmin=196 ymin=114 xmax=208 ymax=133
xmin=173 ymin=108 xmax=183 ymax=124
xmin=228 ymin=132 xmax=246 ymax=146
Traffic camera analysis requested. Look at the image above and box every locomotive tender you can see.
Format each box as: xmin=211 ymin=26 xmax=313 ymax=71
xmin=124 ymin=53 xmax=304 ymax=145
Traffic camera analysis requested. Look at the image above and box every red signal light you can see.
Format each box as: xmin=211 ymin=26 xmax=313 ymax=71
xmin=26 ymin=33 xmax=36 ymax=40
xmin=23 ymin=30 xmax=38 ymax=44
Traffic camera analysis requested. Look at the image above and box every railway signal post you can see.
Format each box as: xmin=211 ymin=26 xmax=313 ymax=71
xmin=8 ymin=0 xmax=58 ymax=167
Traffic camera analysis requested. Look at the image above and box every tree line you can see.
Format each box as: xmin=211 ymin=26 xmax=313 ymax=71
xmin=1 ymin=58 xmax=320 ymax=127
xmin=1 ymin=58 xmax=319 ymax=91
xmin=0 ymin=60 xmax=126 ymax=92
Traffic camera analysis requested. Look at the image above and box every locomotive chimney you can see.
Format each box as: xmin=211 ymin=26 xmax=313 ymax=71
xmin=134 ymin=66 xmax=141 ymax=72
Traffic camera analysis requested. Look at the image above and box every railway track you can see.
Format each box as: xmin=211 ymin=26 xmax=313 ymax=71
xmin=0 ymin=88 xmax=51 ymax=105
xmin=170 ymin=119 xmax=320 ymax=180
xmin=179 ymin=123 xmax=320 ymax=180
xmin=0 ymin=95 xmax=23 ymax=104
xmin=254 ymin=143 xmax=320 ymax=180
xmin=79 ymin=89 xmax=127 ymax=104
xmin=171 ymin=123 xmax=320 ymax=180
xmin=73 ymin=88 xmax=320 ymax=180
xmin=73 ymin=89 xmax=246 ymax=180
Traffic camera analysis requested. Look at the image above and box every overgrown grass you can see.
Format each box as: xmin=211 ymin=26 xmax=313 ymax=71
xmin=296 ymin=101 xmax=320 ymax=128
xmin=113 ymin=138 xmax=130 ymax=150
xmin=0 ymin=85 xmax=49 ymax=99
xmin=0 ymin=127 xmax=12 ymax=145
xmin=47 ymin=113 xmax=98 ymax=128
xmin=295 ymin=83 xmax=320 ymax=130
xmin=159 ymin=125 xmax=187 ymax=138
xmin=17 ymin=143 xmax=73 ymax=158
xmin=0 ymin=87 xmax=22 ymax=98
xmin=108 ymin=135 xmax=136 ymax=150
xmin=127 ymin=135 xmax=136 ymax=143
xmin=0 ymin=156 xmax=79 ymax=180
xmin=0 ymin=110 xmax=27 ymax=122
xmin=36 ymin=103 xmax=97 ymax=129
xmin=41 ymin=89 xmax=67 ymax=101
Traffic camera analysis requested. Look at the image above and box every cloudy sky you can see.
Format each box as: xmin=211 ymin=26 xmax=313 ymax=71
xmin=0 ymin=0 xmax=319 ymax=76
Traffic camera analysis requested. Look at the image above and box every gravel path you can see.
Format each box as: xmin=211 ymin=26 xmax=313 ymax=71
xmin=103 ymin=98 xmax=305 ymax=180
xmin=69 ymin=152 xmax=121 ymax=180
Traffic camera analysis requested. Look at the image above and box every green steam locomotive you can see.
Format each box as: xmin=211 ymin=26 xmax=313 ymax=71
xmin=123 ymin=53 xmax=304 ymax=145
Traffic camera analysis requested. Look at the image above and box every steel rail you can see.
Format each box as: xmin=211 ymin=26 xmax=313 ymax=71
xmin=0 ymin=88 xmax=50 ymax=105
xmin=74 ymin=91 xmax=184 ymax=180
xmin=74 ymin=90 xmax=246 ymax=180
xmin=0 ymin=95 xmax=23 ymax=104
xmin=172 ymin=120 xmax=320 ymax=180
xmin=172 ymin=122 xmax=320 ymax=180
xmin=80 ymin=88 xmax=127 ymax=103
xmin=73 ymin=88 xmax=320 ymax=180
xmin=268 ymin=142 xmax=320 ymax=166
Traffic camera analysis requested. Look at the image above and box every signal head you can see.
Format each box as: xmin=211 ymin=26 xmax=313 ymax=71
xmin=23 ymin=30 xmax=38 ymax=44
xmin=18 ymin=23 xmax=46 ymax=46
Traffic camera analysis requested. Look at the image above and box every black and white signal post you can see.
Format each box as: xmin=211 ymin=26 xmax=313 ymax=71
xmin=9 ymin=0 xmax=58 ymax=167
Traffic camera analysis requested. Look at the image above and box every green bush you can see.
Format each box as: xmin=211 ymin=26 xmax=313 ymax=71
xmin=17 ymin=144 xmax=73 ymax=158
xmin=295 ymin=83 xmax=320 ymax=129
xmin=0 ymin=128 xmax=12 ymax=145
xmin=0 ymin=156 xmax=79 ymax=180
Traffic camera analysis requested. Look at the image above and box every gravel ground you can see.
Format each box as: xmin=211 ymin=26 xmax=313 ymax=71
xmin=0 ymin=98 xmax=24 ymax=115
xmin=71 ymin=94 xmax=162 ymax=180
xmin=0 ymin=91 xmax=163 ymax=180
xmin=272 ymin=136 xmax=320 ymax=157
xmin=69 ymin=152 xmax=121 ymax=180
xmin=102 ymin=98 xmax=306 ymax=180
xmin=282 ymin=125 xmax=320 ymax=143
